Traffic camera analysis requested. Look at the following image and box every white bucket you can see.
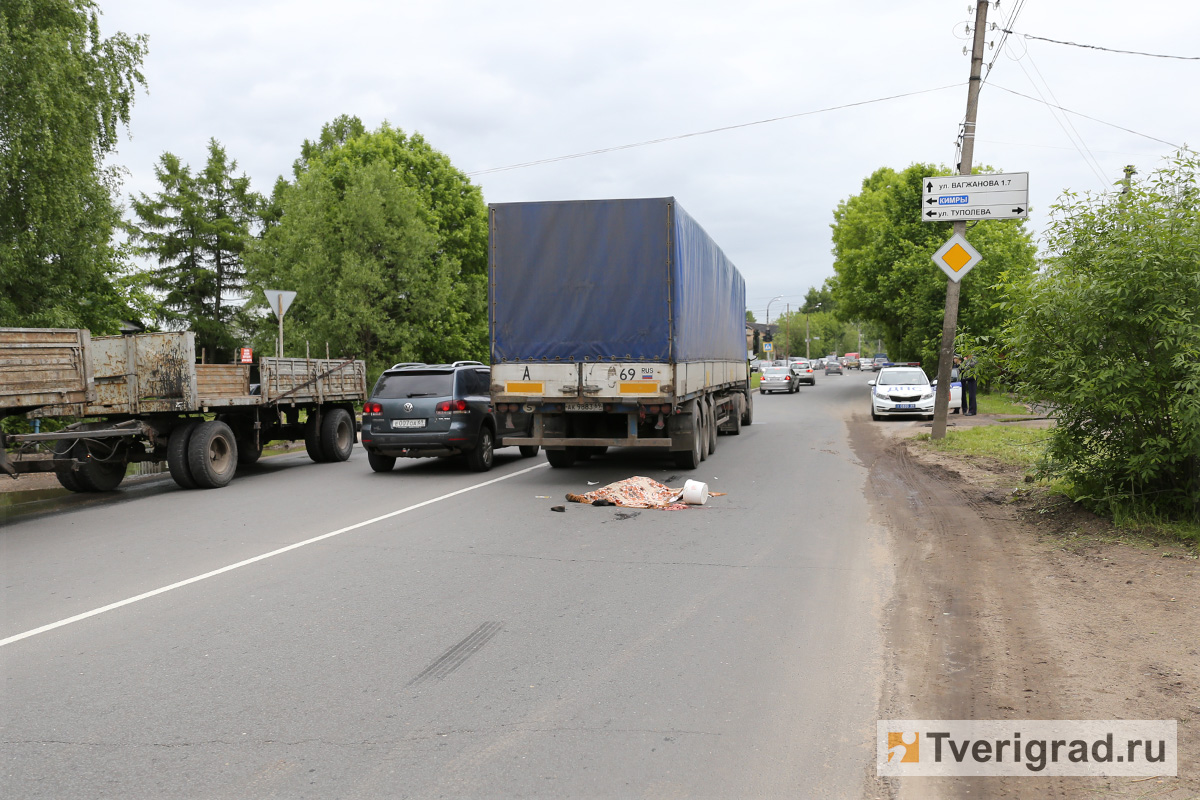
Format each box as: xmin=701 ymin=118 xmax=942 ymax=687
xmin=680 ymin=479 xmax=709 ymax=505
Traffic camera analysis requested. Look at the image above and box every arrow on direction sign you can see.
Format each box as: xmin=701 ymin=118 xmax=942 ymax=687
xmin=926 ymin=210 xmax=938 ymax=218
xmin=926 ymin=198 xmax=937 ymax=205
xmin=1013 ymin=207 xmax=1024 ymax=213
xmin=926 ymin=181 xmax=933 ymax=192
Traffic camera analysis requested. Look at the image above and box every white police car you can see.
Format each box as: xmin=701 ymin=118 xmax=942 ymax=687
xmin=868 ymin=366 xmax=935 ymax=421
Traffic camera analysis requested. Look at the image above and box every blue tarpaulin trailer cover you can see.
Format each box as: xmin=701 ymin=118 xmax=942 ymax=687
xmin=489 ymin=198 xmax=746 ymax=363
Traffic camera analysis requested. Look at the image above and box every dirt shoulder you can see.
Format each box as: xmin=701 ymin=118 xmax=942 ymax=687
xmin=853 ymin=413 xmax=1198 ymax=799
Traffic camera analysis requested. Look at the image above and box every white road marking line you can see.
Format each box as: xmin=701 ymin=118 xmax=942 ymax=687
xmin=1 ymin=462 xmax=550 ymax=648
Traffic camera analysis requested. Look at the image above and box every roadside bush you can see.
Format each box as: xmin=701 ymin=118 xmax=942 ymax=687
xmin=998 ymin=151 xmax=1200 ymax=521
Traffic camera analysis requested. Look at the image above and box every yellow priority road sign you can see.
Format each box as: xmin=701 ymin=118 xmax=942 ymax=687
xmin=932 ymin=234 xmax=982 ymax=283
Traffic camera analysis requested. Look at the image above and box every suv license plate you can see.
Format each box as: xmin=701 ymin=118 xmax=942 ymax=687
xmin=391 ymin=418 xmax=427 ymax=429
xmin=565 ymin=403 xmax=603 ymax=412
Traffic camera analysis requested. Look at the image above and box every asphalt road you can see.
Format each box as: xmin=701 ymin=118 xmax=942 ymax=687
xmin=2 ymin=372 xmax=889 ymax=798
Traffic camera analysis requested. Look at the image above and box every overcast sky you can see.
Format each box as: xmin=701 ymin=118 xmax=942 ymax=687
xmin=98 ymin=1 xmax=1198 ymax=321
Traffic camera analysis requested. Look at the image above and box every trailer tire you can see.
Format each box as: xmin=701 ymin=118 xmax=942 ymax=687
xmin=75 ymin=449 xmax=126 ymax=492
xmin=236 ymin=435 xmax=263 ymax=465
xmin=367 ymin=450 xmax=396 ymax=472
xmin=706 ymin=398 xmax=718 ymax=455
xmin=188 ymin=421 xmax=238 ymax=489
xmin=545 ymin=448 xmax=577 ymax=468
xmin=519 ymin=445 xmax=541 ymax=458
xmin=466 ymin=425 xmax=495 ymax=472
xmin=673 ymin=412 xmax=702 ymax=470
xmin=320 ymin=408 xmax=354 ymax=462
xmin=742 ymin=390 xmax=754 ymax=426
xmin=52 ymin=439 xmax=84 ymax=492
xmin=168 ymin=420 xmax=202 ymax=490
xmin=304 ymin=411 xmax=327 ymax=463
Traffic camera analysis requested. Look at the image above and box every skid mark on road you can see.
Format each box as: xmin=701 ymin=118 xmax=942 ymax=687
xmin=0 ymin=463 xmax=549 ymax=649
xmin=408 ymin=622 xmax=504 ymax=685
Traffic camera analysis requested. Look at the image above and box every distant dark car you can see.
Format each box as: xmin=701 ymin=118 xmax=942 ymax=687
xmin=361 ymin=361 xmax=537 ymax=473
xmin=825 ymin=359 xmax=843 ymax=375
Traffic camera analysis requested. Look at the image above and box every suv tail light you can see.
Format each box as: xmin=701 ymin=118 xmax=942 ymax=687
xmin=435 ymin=399 xmax=469 ymax=413
xmin=363 ymin=402 xmax=382 ymax=414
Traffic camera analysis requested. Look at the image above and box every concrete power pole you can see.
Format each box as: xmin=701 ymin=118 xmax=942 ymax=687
xmin=931 ymin=0 xmax=989 ymax=440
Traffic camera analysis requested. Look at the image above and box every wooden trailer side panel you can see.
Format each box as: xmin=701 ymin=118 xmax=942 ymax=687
xmin=0 ymin=328 xmax=95 ymax=412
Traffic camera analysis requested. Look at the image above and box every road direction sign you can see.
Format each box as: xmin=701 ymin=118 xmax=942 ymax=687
xmin=932 ymin=233 xmax=982 ymax=282
xmin=921 ymin=171 xmax=1029 ymax=221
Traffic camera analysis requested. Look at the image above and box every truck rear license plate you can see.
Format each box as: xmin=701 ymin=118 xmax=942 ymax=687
xmin=565 ymin=403 xmax=603 ymax=412
xmin=391 ymin=418 xmax=427 ymax=428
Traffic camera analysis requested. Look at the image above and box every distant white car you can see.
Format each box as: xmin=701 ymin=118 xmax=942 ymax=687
xmin=869 ymin=366 xmax=935 ymax=421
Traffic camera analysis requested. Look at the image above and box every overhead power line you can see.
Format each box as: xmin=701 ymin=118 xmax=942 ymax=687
xmin=989 ymin=84 xmax=1189 ymax=152
xmin=1001 ymin=29 xmax=1200 ymax=61
xmin=465 ymin=84 xmax=964 ymax=177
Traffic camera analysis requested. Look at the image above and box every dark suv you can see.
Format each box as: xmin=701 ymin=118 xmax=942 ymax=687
xmin=360 ymin=361 xmax=535 ymax=473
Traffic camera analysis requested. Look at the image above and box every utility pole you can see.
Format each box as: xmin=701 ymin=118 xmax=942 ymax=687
xmin=785 ymin=303 xmax=790 ymax=359
xmin=931 ymin=0 xmax=989 ymax=440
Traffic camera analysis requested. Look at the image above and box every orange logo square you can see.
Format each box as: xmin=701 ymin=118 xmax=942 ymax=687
xmin=887 ymin=731 xmax=920 ymax=763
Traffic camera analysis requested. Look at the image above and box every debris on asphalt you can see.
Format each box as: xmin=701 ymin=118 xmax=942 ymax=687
xmin=565 ymin=476 xmax=726 ymax=510
xmin=551 ymin=505 xmax=565 ymax=512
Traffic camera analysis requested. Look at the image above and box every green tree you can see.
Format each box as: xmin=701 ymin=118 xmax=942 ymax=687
xmin=127 ymin=139 xmax=261 ymax=361
xmin=745 ymin=309 xmax=756 ymax=323
xmin=0 ymin=0 xmax=147 ymax=329
xmin=999 ymin=151 xmax=1200 ymax=520
xmin=830 ymin=163 xmax=1036 ymax=368
xmin=249 ymin=117 xmax=488 ymax=376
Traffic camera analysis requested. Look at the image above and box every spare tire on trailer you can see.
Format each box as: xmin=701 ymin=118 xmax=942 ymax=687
xmin=319 ymin=407 xmax=354 ymax=462
xmin=741 ymin=390 xmax=754 ymax=426
xmin=187 ymin=420 xmax=238 ymax=489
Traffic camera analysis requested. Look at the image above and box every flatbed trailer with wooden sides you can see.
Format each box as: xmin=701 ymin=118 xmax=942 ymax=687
xmin=1 ymin=329 xmax=366 ymax=492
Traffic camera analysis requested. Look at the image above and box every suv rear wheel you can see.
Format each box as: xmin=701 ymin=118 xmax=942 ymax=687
xmin=367 ymin=450 xmax=396 ymax=472
xmin=466 ymin=425 xmax=494 ymax=472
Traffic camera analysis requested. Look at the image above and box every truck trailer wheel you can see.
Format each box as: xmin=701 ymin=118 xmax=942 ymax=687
xmin=742 ymin=391 xmax=754 ymax=426
xmin=74 ymin=448 xmax=126 ymax=492
xmin=53 ymin=439 xmax=84 ymax=492
xmin=545 ymin=448 xmax=577 ymax=468
xmin=706 ymin=398 xmax=718 ymax=455
xmin=188 ymin=421 xmax=238 ymax=489
xmin=672 ymin=412 xmax=702 ymax=470
xmin=518 ymin=445 xmax=541 ymax=458
xmin=236 ymin=434 xmax=263 ymax=465
xmin=168 ymin=420 xmax=202 ymax=490
xmin=304 ymin=412 xmax=327 ymax=463
xmin=320 ymin=408 xmax=354 ymax=462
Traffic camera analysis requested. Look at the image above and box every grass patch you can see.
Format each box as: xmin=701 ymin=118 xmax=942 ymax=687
xmin=914 ymin=425 xmax=1050 ymax=470
xmin=976 ymin=391 xmax=1030 ymax=415
xmin=750 ymin=373 xmax=761 ymax=390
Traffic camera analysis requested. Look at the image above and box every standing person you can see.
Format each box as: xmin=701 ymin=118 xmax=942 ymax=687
xmin=960 ymin=352 xmax=978 ymax=416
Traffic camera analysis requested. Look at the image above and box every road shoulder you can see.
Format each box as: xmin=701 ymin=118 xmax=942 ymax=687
xmin=852 ymin=414 xmax=1198 ymax=799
